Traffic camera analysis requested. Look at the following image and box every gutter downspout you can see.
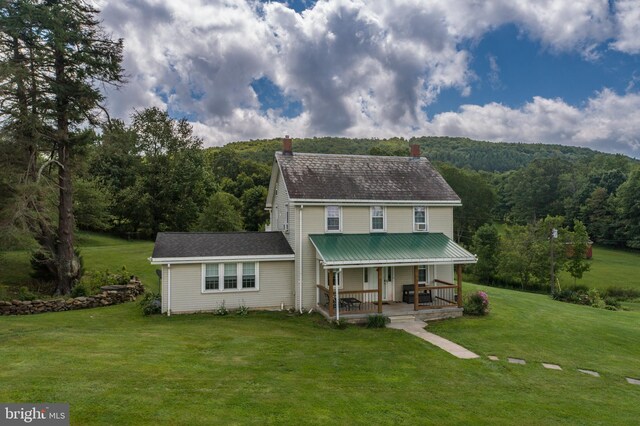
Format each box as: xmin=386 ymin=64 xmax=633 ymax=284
xmin=167 ymin=263 xmax=171 ymax=317
xmin=299 ymin=205 xmax=303 ymax=313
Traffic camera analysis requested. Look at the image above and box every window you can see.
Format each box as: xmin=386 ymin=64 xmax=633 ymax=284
xmin=363 ymin=268 xmax=369 ymax=283
xmin=418 ymin=265 xmax=426 ymax=283
xmin=224 ymin=263 xmax=237 ymax=289
xmin=326 ymin=206 xmax=341 ymax=232
xmin=326 ymin=270 xmax=342 ymax=288
xmin=242 ymin=263 xmax=256 ymax=288
xmin=202 ymin=262 xmax=259 ymax=293
xmin=284 ymin=209 xmax=289 ymax=232
xmin=414 ymin=206 xmax=427 ymax=231
xmin=205 ymin=264 xmax=219 ymax=290
xmin=418 ymin=265 xmax=435 ymax=284
xmin=371 ymin=206 xmax=385 ymax=231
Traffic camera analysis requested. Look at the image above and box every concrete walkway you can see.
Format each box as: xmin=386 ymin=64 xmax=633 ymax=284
xmin=388 ymin=320 xmax=480 ymax=359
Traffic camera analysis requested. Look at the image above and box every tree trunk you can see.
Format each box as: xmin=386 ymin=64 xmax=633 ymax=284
xmin=54 ymin=48 xmax=77 ymax=295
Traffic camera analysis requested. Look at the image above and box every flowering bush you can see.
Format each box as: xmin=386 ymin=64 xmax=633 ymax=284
xmin=464 ymin=291 xmax=490 ymax=316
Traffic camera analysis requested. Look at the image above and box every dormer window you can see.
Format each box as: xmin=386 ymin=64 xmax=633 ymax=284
xmin=371 ymin=206 xmax=385 ymax=232
xmin=414 ymin=206 xmax=427 ymax=232
xmin=326 ymin=206 xmax=341 ymax=232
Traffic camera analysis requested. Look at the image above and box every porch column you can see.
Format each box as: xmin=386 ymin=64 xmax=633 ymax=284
xmin=377 ymin=267 xmax=382 ymax=314
xmin=328 ymin=269 xmax=335 ymax=317
xmin=456 ymin=264 xmax=463 ymax=308
xmin=414 ymin=265 xmax=419 ymax=311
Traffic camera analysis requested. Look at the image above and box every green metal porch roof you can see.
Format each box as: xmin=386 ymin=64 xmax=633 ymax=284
xmin=309 ymin=233 xmax=477 ymax=268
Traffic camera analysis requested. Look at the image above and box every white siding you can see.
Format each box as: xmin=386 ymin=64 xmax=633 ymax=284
xmin=272 ymin=173 xmax=295 ymax=248
xmin=429 ymin=207 xmax=454 ymax=238
xmin=294 ymin=205 xmax=324 ymax=309
xmin=387 ymin=207 xmax=413 ymax=233
xmin=342 ymin=207 xmax=370 ymax=233
xmin=161 ymin=261 xmax=294 ymax=314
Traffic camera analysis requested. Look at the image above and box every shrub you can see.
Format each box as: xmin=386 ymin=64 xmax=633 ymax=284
xmin=236 ymin=304 xmax=249 ymax=316
xmin=79 ymin=266 xmax=133 ymax=295
xmin=366 ymin=314 xmax=389 ymax=328
xmin=18 ymin=286 xmax=37 ymax=301
xmin=604 ymin=297 xmax=621 ymax=309
xmin=603 ymin=287 xmax=640 ymax=301
xmin=139 ymin=292 xmax=161 ymax=316
xmin=70 ymin=284 xmax=88 ymax=298
xmin=464 ymin=291 xmax=490 ymax=316
xmin=215 ymin=301 xmax=229 ymax=316
xmin=587 ymin=288 xmax=605 ymax=308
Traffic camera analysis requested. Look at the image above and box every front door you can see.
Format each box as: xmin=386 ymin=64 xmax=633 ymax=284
xmin=364 ymin=267 xmax=394 ymax=302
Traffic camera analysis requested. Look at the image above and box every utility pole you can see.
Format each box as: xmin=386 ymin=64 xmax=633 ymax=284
xmin=550 ymin=228 xmax=558 ymax=294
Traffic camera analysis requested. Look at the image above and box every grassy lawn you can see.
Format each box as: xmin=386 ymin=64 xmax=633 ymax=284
xmin=559 ymin=245 xmax=640 ymax=292
xmin=431 ymin=283 xmax=640 ymax=379
xmin=0 ymin=232 xmax=157 ymax=297
xmin=1 ymin=233 xmax=640 ymax=424
xmin=1 ymin=303 xmax=639 ymax=425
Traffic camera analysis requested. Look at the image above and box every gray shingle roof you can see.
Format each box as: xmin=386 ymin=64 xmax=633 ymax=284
xmin=275 ymin=152 xmax=460 ymax=202
xmin=152 ymin=232 xmax=294 ymax=259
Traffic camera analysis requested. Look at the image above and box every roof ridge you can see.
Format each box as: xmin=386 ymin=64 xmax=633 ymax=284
xmin=276 ymin=151 xmax=430 ymax=161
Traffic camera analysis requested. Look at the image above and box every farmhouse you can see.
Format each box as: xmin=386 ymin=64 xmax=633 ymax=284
xmin=150 ymin=138 xmax=477 ymax=320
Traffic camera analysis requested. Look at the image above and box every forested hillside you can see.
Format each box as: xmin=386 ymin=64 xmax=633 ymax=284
xmin=217 ymin=136 xmax=626 ymax=172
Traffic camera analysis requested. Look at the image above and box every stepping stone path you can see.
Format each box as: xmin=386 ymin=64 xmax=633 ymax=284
xmin=578 ymin=369 xmax=600 ymax=377
xmin=542 ymin=363 xmax=562 ymax=370
xmin=508 ymin=357 xmax=526 ymax=365
xmin=487 ymin=355 xmax=499 ymax=361
xmin=627 ymin=378 xmax=640 ymax=385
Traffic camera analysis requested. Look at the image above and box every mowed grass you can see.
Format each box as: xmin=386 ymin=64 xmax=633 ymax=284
xmin=559 ymin=245 xmax=640 ymax=292
xmin=1 ymin=233 xmax=640 ymax=424
xmin=430 ymin=283 xmax=640 ymax=378
xmin=1 ymin=303 xmax=640 ymax=425
xmin=0 ymin=232 xmax=157 ymax=296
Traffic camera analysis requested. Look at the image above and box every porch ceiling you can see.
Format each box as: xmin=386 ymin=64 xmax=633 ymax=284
xmin=309 ymin=233 xmax=477 ymax=268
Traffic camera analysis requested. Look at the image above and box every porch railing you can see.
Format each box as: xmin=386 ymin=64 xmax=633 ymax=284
xmin=317 ymin=285 xmax=379 ymax=317
xmin=413 ymin=279 xmax=457 ymax=309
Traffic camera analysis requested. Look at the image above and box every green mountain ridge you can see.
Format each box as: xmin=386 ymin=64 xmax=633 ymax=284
xmin=211 ymin=136 xmax=636 ymax=173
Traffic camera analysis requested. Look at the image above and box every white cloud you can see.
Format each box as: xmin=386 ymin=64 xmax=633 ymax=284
xmin=610 ymin=0 xmax=640 ymax=54
xmin=426 ymin=90 xmax=640 ymax=156
xmin=94 ymin=0 xmax=640 ymax=157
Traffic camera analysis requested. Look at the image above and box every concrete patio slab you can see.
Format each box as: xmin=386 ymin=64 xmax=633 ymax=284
xmin=487 ymin=355 xmax=499 ymax=361
xmin=508 ymin=358 xmax=526 ymax=365
xmin=388 ymin=320 xmax=480 ymax=359
xmin=626 ymin=377 xmax=640 ymax=385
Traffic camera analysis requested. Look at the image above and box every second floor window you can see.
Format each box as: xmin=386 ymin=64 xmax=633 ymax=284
xmin=414 ymin=206 xmax=427 ymax=231
xmin=326 ymin=206 xmax=341 ymax=232
xmin=371 ymin=206 xmax=384 ymax=231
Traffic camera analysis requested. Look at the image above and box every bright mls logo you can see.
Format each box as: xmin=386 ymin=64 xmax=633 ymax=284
xmin=1 ymin=404 xmax=69 ymax=425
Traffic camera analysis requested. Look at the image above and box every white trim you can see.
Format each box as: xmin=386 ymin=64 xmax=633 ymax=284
xmin=325 ymin=205 xmax=342 ymax=233
xmin=321 ymin=257 xmax=477 ymax=269
xmin=369 ymin=206 xmax=387 ymax=233
xmin=167 ymin=263 xmax=171 ymax=316
xmin=413 ymin=206 xmax=429 ymax=232
xmin=298 ymin=205 xmax=303 ymax=313
xmin=288 ymin=198 xmax=461 ymax=206
xmin=200 ymin=261 xmax=260 ymax=294
xmin=150 ymin=254 xmax=294 ymax=265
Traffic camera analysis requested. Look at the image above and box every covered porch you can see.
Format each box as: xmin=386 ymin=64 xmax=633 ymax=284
xmin=309 ymin=233 xmax=477 ymax=320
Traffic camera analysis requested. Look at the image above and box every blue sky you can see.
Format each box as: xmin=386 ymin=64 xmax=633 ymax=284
xmin=99 ymin=0 xmax=640 ymax=157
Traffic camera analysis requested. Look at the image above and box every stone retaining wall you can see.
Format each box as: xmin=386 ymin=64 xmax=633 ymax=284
xmin=0 ymin=280 xmax=145 ymax=315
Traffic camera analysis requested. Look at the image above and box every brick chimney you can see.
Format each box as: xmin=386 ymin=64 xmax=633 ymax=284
xmin=282 ymin=135 xmax=293 ymax=155
xmin=410 ymin=144 xmax=420 ymax=158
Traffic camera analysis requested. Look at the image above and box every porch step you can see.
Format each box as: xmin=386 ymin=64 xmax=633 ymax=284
xmin=388 ymin=315 xmax=417 ymax=323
